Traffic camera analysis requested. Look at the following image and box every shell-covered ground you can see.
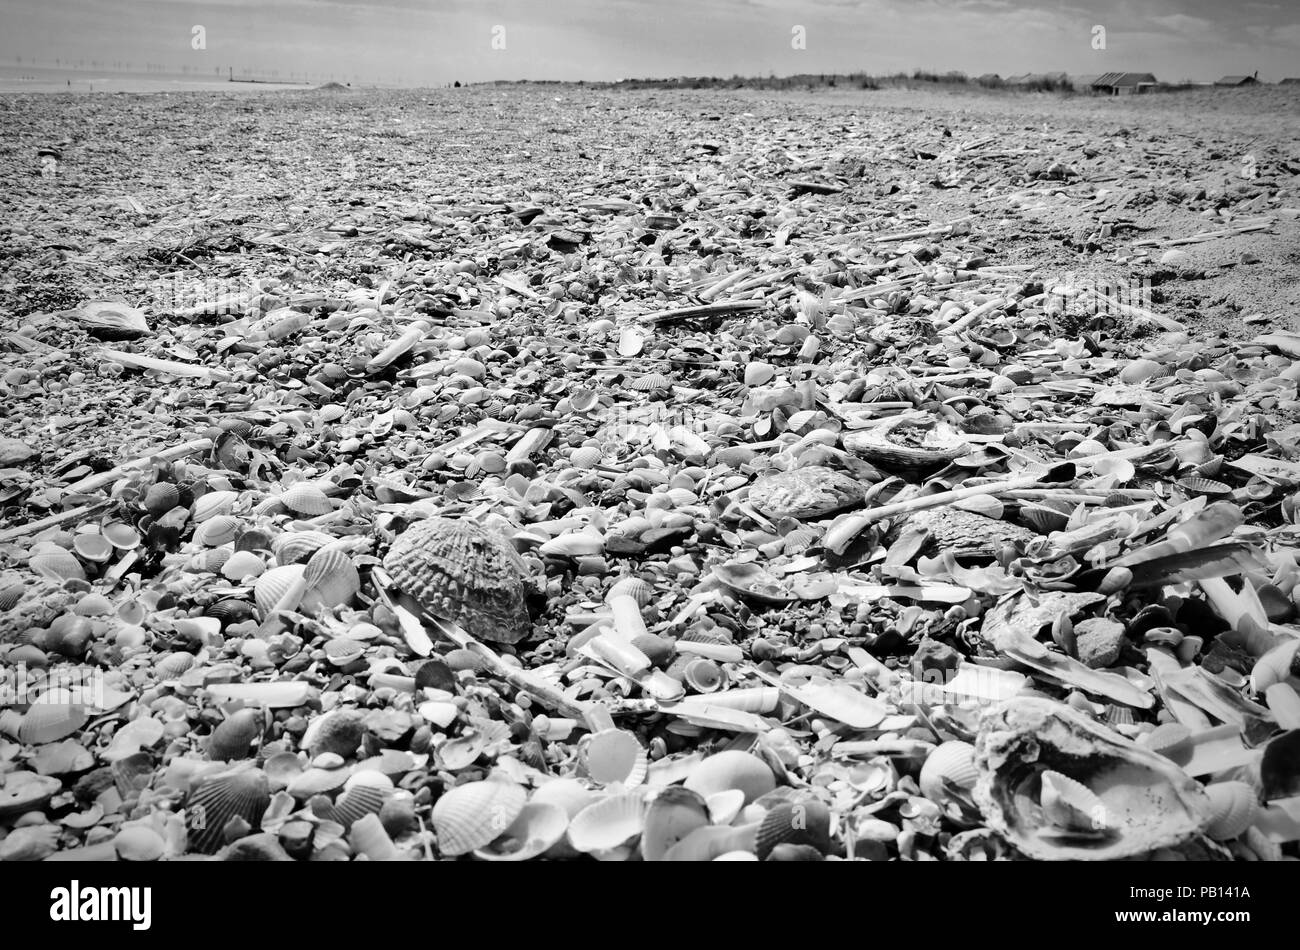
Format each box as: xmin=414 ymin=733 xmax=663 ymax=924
xmin=0 ymin=84 xmax=1298 ymax=862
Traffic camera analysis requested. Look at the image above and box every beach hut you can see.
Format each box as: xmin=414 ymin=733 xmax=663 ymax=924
xmin=1090 ymin=72 xmax=1157 ymax=95
xmin=1281 ymin=78 xmax=1300 ymax=85
xmin=1215 ymin=73 xmax=1259 ymax=86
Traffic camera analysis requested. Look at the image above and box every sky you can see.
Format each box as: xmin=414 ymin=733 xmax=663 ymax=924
xmin=0 ymin=0 xmax=1296 ymax=86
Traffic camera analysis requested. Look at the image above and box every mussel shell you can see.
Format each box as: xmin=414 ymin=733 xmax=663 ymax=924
xmin=186 ymin=767 xmax=271 ymax=855
xmin=432 ymin=776 xmax=528 ymax=857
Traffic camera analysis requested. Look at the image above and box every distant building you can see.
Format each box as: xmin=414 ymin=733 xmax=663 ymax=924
xmin=1091 ymin=72 xmax=1157 ymax=95
xmin=1282 ymin=77 xmax=1300 ymax=85
xmin=1216 ymin=73 xmax=1260 ymax=86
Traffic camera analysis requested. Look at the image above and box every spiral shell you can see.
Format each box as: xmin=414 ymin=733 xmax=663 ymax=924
xmin=918 ymin=741 xmax=979 ymax=803
xmin=281 ymin=483 xmax=333 ymax=515
xmin=192 ymin=490 xmax=239 ymax=523
xmin=208 ymin=708 xmax=262 ymax=761
xmin=432 ymin=776 xmax=527 ymax=857
xmin=195 ymin=516 xmax=241 ymax=548
xmin=185 ymin=766 xmax=270 ymax=855
xmin=271 ymin=530 xmax=335 ymax=565
xmin=254 ymin=563 xmax=306 ymax=616
xmin=383 ymin=518 xmax=531 ymax=644
xmin=1203 ymin=781 xmax=1259 ymax=841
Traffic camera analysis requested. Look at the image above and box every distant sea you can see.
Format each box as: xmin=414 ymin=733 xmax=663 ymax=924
xmin=0 ymin=64 xmax=320 ymax=94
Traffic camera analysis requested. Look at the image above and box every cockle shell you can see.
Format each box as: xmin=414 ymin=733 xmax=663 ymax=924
xmin=271 ymin=530 xmax=335 ymax=565
xmin=567 ymin=789 xmax=648 ymax=854
xmin=254 ymin=564 xmax=306 ymax=616
xmin=974 ymin=698 xmax=1213 ymax=860
xmin=383 ymin=518 xmax=531 ymax=644
xmin=18 ymin=700 xmax=88 ymax=744
xmin=1039 ymin=770 xmax=1108 ymax=832
xmin=29 ymin=549 xmax=85 ymax=583
xmin=474 ymin=802 xmax=570 ymax=861
xmin=194 ymin=516 xmax=241 ymax=547
xmin=641 ymin=786 xmax=710 ymax=862
xmin=0 ymin=582 xmax=23 ymax=610
xmin=302 ymin=546 xmax=360 ymax=609
xmin=192 ymin=490 xmax=239 ymax=523
xmin=281 ymin=483 xmax=333 ymax=515
xmin=186 ymin=766 xmax=271 ymax=855
xmin=918 ymin=741 xmax=978 ymax=803
xmin=755 ymin=799 xmax=832 ymax=860
xmin=114 ymin=825 xmax=165 ymax=862
xmin=627 ymin=373 xmax=671 ymax=392
xmin=329 ymin=783 xmax=392 ymax=831
xmin=432 ymin=776 xmax=527 ymax=857
xmin=142 ymin=482 xmax=181 ymax=516
xmin=102 ymin=522 xmax=140 ymax=549
xmin=748 ymin=466 xmax=865 ymax=520
xmin=683 ymin=750 xmax=777 ymax=804
xmin=606 ymin=576 xmax=652 ymax=607
xmin=569 ymin=446 xmax=603 ymax=469
xmin=842 ymin=412 xmax=968 ymax=468
xmin=154 ymin=651 xmax=196 ymax=678
xmin=221 ymin=550 xmax=265 ymax=581
xmin=1202 ymin=782 xmax=1259 ymax=841
xmin=208 ymin=708 xmax=262 ymax=761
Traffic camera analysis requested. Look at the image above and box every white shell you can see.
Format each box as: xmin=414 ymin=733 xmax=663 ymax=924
xmin=281 ymin=483 xmax=333 ymax=515
xmin=191 ymin=490 xmax=239 ymax=523
xmin=254 ymin=564 xmax=306 ymax=616
xmin=567 ymin=790 xmax=648 ymax=854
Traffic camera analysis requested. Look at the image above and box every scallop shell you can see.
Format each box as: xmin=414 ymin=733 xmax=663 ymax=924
xmin=194 ymin=515 xmax=241 ymax=547
xmin=432 ymin=776 xmax=528 ymax=857
xmin=842 ymin=412 xmax=969 ymax=468
xmin=329 ymin=783 xmax=391 ymax=831
xmin=974 ymin=698 xmax=1213 ymax=860
xmin=302 ymin=546 xmax=360 ymax=609
xmin=567 ymin=789 xmax=648 ymax=854
xmin=1176 ymin=477 xmax=1231 ymax=497
xmin=606 ymin=576 xmax=652 ymax=607
xmin=0 ymin=582 xmax=23 ymax=610
xmin=72 ymin=533 xmax=114 ymax=563
xmin=755 ymin=799 xmax=832 ymax=860
xmin=208 ymin=708 xmax=262 ymax=761
xmin=192 ymin=490 xmax=239 ymax=523
xmin=254 ymin=563 xmax=306 ymax=616
xmin=270 ymin=530 xmax=335 ymax=565
xmin=18 ymin=701 xmax=88 ymax=744
xmin=154 ymin=651 xmax=197 ymax=679
xmin=29 ymin=549 xmax=86 ymax=583
xmin=627 ymin=373 xmax=671 ymax=392
xmin=383 ymin=518 xmax=531 ymax=645
xmin=641 ymin=786 xmax=710 ymax=862
xmin=569 ymin=446 xmax=603 ymax=469
xmin=748 ymin=466 xmax=865 ymax=520
xmin=281 ymin=483 xmax=333 ymax=515
xmin=185 ymin=766 xmax=271 ymax=855
xmin=918 ymin=741 xmax=979 ymax=803
xmin=474 ymin=802 xmax=570 ymax=861
xmin=142 ymin=482 xmax=180 ymax=516
xmin=683 ymin=750 xmax=777 ymax=804
xmin=1203 ymin=782 xmax=1259 ymax=841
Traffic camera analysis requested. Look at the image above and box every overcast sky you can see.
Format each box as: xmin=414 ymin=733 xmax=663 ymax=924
xmin=0 ymin=0 xmax=1296 ymax=85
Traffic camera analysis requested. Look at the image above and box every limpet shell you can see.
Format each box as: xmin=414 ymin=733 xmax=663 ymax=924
xmin=186 ymin=766 xmax=271 ymax=854
xmin=1203 ymin=782 xmax=1259 ymax=841
xmin=474 ymin=802 xmax=570 ymax=861
xmin=432 ymin=776 xmax=528 ymax=857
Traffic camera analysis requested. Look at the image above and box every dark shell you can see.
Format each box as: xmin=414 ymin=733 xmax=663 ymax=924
xmin=207 ymin=709 xmax=263 ymax=761
xmin=383 ymin=518 xmax=531 ymax=644
xmin=112 ymin=752 xmax=156 ymax=797
xmin=329 ymin=783 xmax=391 ymax=830
xmin=142 ymin=483 xmax=180 ymax=516
xmin=307 ymin=709 xmax=367 ymax=759
xmin=186 ymin=767 xmax=271 ymax=855
xmin=755 ymin=800 xmax=832 ymax=860
xmin=205 ymin=599 xmax=256 ymax=627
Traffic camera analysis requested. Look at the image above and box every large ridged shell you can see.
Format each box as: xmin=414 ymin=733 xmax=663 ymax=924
xmin=748 ymin=466 xmax=865 ymax=520
xmin=842 ymin=413 xmax=969 ymax=468
xmin=205 ymin=599 xmax=255 ymax=627
xmin=255 ymin=564 xmax=306 ymax=616
xmin=1203 ymin=782 xmax=1259 ymax=841
xmin=270 ymin=531 xmax=335 ymax=565
xmin=641 ymin=786 xmax=710 ymax=862
xmin=281 ymin=483 xmax=333 ymax=515
xmin=0 ymin=582 xmax=25 ymax=611
xmin=474 ymin=802 xmax=570 ymax=861
xmin=18 ymin=701 xmax=88 ymax=744
xmin=302 ymin=546 xmax=360 ymax=609
xmin=208 ymin=708 xmax=262 ymax=761
xmin=918 ymin=740 xmax=978 ymax=802
xmin=154 ymin=651 xmax=197 ymax=678
xmin=192 ymin=490 xmax=238 ymax=523
xmin=383 ymin=518 xmax=531 ymax=644
xmin=432 ymin=776 xmax=527 ymax=856
xmin=974 ymin=698 xmax=1213 ymax=861
xmin=29 ymin=549 xmax=86 ymax=583
xmin=755 ymin=799 xmax=832 ymax=860
xmin=329 ymin=783 xmax=391 ymax=831
xmin=186 ymin=766 xmax=270 ymax=855
xmin=194 ymin=516 xmax=241 ymax=547
xmin=142 ymin=483 xmax=180 ymax=516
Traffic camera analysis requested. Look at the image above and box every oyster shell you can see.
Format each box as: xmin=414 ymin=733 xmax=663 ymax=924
xmin=748 ymin=465 xmax=865 ymax=520
xmin=383 ymin=517 xmax=532 ymax=644
xmin=974 ymin=698 xmax=1212 ymax=860
xmin=842 ymin=412 xmax=969 ymax=469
